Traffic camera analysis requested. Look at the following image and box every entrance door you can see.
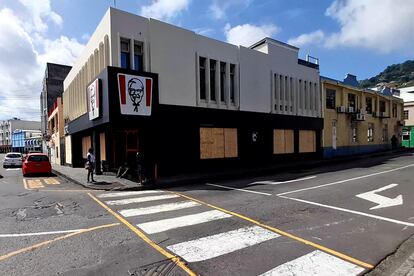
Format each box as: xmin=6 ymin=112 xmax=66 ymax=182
xmin=332 ymin=121 xmax=337 ymax=150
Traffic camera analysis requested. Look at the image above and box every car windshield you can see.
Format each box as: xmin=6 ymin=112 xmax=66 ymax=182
xmin=6 ymin=153 xmax=21 ymax=158
xmin=27 ymin=155 xmax=49 ymax=162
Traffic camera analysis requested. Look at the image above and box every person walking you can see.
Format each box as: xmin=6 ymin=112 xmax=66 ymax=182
xmin=86 ymin=148 xmax=96 ymax=183
xmin=391 ymin=135 xmax=398 ymax=150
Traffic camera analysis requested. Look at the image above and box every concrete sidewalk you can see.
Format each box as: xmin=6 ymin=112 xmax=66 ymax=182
xmin=52 ymin=163 xmax=143 ymax=191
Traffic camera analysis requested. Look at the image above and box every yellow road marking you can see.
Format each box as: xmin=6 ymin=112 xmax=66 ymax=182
xmin=169 ymin=190 xmax=374 ymax=269
xmin=22 ymin=179 xmax=30 ymax=190
xmin=27 ymin=179 xmax=44 ymax=189
xmin=42 ymin=189 xmax=95 ymax=192
xmin=43 ymin=178 xmax=60 ymax=185
xmin=0 ymin=223 xmax=119 ymax=262
xmin=87 ymin=193 xmax=197 ymax=276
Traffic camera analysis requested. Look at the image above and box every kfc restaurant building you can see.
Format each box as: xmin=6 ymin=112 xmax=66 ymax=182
xmin=63 ymin=8 xmax=323 ymax=182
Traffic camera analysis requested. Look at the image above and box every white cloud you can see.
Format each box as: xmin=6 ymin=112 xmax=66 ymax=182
xmin=287 ymin=30 xmax=325 ymax=48
xmin=288 ymin=0 xmax=414 ymax=53
xmin=140 ymin=0 xmax=190 ymax=21
xmin=224 ymin=23 xmax=280 ymax=47
xmin=0 ymin=4 xmax=84 ymax=121
xmin=209 ymin=0 xmax=252 ymax=19
xmin=18 ymin=0 xmax=62 ymax=33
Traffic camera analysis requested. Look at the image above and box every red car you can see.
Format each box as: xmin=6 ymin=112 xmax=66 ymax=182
xmin=22 ymin=153 xmax=52 ymax=176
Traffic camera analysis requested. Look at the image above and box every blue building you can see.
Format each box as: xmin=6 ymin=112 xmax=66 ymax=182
xmin=12 ymin=129 xmax=42 ymax=153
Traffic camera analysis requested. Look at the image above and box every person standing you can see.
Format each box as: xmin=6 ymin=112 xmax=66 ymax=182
xmin=86 ymin=148 xmax=96 ymax=183
xmin=391 ymin=135 xmax=398 ymax=150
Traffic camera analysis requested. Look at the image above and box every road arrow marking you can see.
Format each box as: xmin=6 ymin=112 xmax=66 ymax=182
xmin=356 ymin=184 xmax=403 ymax=210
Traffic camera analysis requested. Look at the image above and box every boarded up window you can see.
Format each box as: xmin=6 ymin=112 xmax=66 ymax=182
xmin=100 ymin=132 xmax=106 ymax=161
xmin=273 ymin=129 xmax=294 ymax=154
xmin=299 ymin=130 xmax=316 ymax=153
xmin=200 ymin=128 xmax=238 ymax=159
xmin=82 ymin=136 xmax=91 ymax=158
xmin=65 ymin=135 xmax=72 ymax=164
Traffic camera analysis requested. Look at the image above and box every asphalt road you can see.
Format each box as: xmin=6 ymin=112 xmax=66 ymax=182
xmin=0 ymin=152 xmax=413 ymax=275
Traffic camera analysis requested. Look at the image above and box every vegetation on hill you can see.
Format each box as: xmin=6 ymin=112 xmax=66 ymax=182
xmin=360 ymin=60 xmax=414 ymax=88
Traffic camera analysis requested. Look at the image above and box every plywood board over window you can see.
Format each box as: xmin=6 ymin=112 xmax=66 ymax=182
xmin=200 ymin=128 xmax=238 ymax=159
xmin=274 ymin=129 xmax=294 ymax=154
xmin=299 ymin=130 xmax=316 ymax=153
xmin=82 ymin=136 xmax=91 ymax=158
xmin=100 ymin=132 xmax=106 ymax=161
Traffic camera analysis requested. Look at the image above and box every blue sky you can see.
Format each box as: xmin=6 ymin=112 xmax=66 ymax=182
xmin=0 ymin=0 xmax=413 ymax=120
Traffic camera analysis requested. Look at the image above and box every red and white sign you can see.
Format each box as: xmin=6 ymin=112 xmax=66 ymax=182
xmin=117 ymin=73 xmax=153 ymax=116
xmin=87 ymin=79 xmax=100 ymax=120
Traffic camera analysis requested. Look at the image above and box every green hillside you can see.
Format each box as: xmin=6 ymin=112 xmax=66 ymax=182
xmin=360 ymin=60 xmax=414 ymax=88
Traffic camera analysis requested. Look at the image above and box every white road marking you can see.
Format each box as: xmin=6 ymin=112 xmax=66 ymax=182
xmin=0 ymin=224 xmax=121 ymax=237
xmin=250 ymin=176 xmax=316 ymax=186
xmin=259 ymin=250 xmax=364 ymax=276
xmin=280 ymin=195 xmax=414 ymax=227
xmin=97 ymin=190 xmax=164 ymax=198
xmin=277 ymin=163 xmax=414 ymax=196
xmin=356 ymin=184 xmax=403 ymax=210
xmin=206 ymin=183 xmax=272 ymax=196
xmin=137 ymin=210 xmax=232 ymax=234
xmin=166 ymin=226 xmax=280 ymax=262
xmin=119 ymin=201 xmax=200 ymax=217
xmin=105 ymin=194 xmax=179 ymax=206
xmin=6 ymin=168 xmax=20 ymax=171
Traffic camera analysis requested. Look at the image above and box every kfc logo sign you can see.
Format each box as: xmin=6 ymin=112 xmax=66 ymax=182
xmin=87 ymin=79 xmax=100 ymax=120
xmin=117 ymin=74 xmax=153 ymax=116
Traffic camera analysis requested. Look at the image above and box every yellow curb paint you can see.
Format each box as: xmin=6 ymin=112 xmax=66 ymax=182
xmin=87 ymin=193 xmax=197 ymax=276
xmin=23 ymin=179 xmax=31 ymax=190
xmin=169 ymin=190 xmax=374 ymax=270
xmin=0 ymin=223 xmax=119 ymax=262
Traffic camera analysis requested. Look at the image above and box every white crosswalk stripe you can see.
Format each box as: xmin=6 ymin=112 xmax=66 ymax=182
xmin=119 ymin=201 xmax=200 ymax=217
xmin=167 ymin=226 xmax=280 ymax=262
xmin=98 ymin=190 xmax=164 ymax=198
xmin=137 ymin=210 xmax=232 ymax=234
xmin=105 ymin=194 xmax=179 ymax=206
xmin=259 ymin=250 xmax=365 ymax=276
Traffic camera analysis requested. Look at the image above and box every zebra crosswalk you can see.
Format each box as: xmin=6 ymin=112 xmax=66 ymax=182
xmin=97 ymin=190 xmax=366 ymax=275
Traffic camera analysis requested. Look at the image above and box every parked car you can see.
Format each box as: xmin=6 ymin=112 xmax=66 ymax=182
xmin=3 ymin=152 xmax=23 ymax=168
xmin=22 ymin=153 xmax=51 ymax=176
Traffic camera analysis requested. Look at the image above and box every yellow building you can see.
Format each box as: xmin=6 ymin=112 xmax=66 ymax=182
xmin=321 ymin=75 xmax=404 ymax=158
xmin=47 ymin=97 xmax=64 ymax=164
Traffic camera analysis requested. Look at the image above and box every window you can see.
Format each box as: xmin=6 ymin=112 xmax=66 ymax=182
xmin=402 ymin=130 xmax=410 ymax=141
xmin=230 ymin=64 xmax=235 ymax=104
xmin=304 ymin=81 xmax=308 ymax=109
xmin=28 ymin=155 xmax=49 ymax=162
xmin=210 ymin=59 xmax=216 ymax=101
xmin=220 ymin=62 xmax=226 ymax=102
xmin=392 ymin=104 xmax=397 ymax=118
xmin=200 ymin=128 xmax=238 ymax=159
xmin=382 ymin=124 xmax=388 ymax=142
xmin=133 ymin=41 xmax=143 ymax=71
xmin=379 ymin=101 xmax=386 ymax=113
xmin=366 ymin=97 xmax=373 ymax=114
xmin=273 ymin=129 xmax=294 ymax=154
xmin=120 ymin=39 xmax=130 ymax=69
xmin=367 ymin=123 xmax=374 ymax=142
xmin=199 ymin=57 xmax=206 ymax=100
xmin=404 ymin=110 xmax=409 ymax=120
xmin=56 ymin=147 xmax=59 ymax=158
xmin=351 ymin=122 xmax=357 ymax=143
xmin=326 ymin=89 xmax=336 ymax=109
xmin=348 ymin=93 xmax=356 ymax=110
xmin=299 ymin=130 xmax=316 ymax=153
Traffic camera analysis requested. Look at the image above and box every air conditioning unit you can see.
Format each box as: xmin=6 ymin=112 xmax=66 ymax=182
xmin=346 ymin=107 xmax=355 ymax=113
xmin=337 ymin=106 xmax=346 ymax=113
xmin=355 ymin=113 xmax=366 ymax=121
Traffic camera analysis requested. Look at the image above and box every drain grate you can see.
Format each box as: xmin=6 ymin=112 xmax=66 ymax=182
xmin=129 ymin=259 xmax=181 ymax=276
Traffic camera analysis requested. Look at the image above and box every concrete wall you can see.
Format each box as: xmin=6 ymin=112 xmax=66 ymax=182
xmin=404 ymin=102 xmax=414 ymax=126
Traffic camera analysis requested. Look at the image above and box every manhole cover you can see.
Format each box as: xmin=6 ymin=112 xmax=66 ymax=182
xmin=129 ymin=259 xmax=180 ymax=276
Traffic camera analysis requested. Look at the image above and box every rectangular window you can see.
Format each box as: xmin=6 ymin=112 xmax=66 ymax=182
xmin=299 ymin=130 xmax=316 ymax=153
xmin=404 ymin=110 xmax=409 ymax=120
xmin=366 ymin=97 xmax=373 ymax=114
xmin=304 ymin=81 xmax=308 ymax=110
xmin=133 ymin=41 xmax=143 ymax=71
xmin=200 ymin=128 xmax=238 ymax=159
xmin=402 ymin=130 xmax=410 ymax=141
xmin=299 ymin=80 xmax=303 ymax=109
xmin=348 ymin=93 xmax=356 ymax=110
xmin=392 ymin=104 xmax=397 ymax=118
xmin=326 ymin=89 xmax=336 ymax=109
xmin=273 ymin=129 xmax=294 ymax=154
xmin=220 ymin=62 xmax=226 ymax=102
xmin=199 ymin=57 xmax=206 ymax=100
xmin=82 ymin=136 xmax=91 ymax=158
xmin=367 ymin=123 xmax=374 ymax=142
xmin=379 ymin=101 xmax=386 ymax=113
xmin=382 ymin=124 xmax=388 ymax=142
xmin=120 ymin=39 xmax=130 ymax=69
xmin=210 ymin=59 xmax=216 ymax=101
xmin=230 ymin=64 xmax=235 ymax=104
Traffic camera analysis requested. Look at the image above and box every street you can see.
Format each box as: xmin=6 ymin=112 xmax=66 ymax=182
xmin=0 ymin=152 xmax=413 ymax=275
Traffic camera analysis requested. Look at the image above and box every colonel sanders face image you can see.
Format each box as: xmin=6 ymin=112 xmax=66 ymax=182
xmin=128 ymin=78 xmax=144 ymax=112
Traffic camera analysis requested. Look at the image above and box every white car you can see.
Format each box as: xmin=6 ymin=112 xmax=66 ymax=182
xmin=3 ymin=152 xmax=23 ymax=168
